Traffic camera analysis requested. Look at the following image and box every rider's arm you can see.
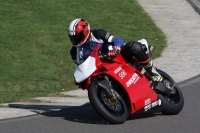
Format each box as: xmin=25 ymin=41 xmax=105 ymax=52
xmin=92 ymin=29 xmax=124 ymax=47
xmin=70 ymin=46 xmax=77 ymax=62
xmin=108 ymin=36 xmax=124 ymax=47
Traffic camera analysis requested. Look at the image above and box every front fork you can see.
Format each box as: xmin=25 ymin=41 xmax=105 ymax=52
xmin=97 ymin=75 xmax=120 ymax=100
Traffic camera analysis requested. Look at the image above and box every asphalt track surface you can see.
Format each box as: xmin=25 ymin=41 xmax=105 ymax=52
xmin=0 ymin=75 xmax=199 ymax=133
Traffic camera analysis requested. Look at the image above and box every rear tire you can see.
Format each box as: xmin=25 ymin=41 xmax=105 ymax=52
xmin=88 ymin=84 xmax=128 ymax=124
xmin=157 ymin=69 xmax=184 ymax=115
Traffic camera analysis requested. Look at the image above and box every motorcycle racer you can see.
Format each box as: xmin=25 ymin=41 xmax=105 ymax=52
xmin=68 ymin=18 xmax=166 ymax=84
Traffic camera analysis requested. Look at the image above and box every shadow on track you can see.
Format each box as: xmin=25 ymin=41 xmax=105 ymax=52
xmin=41 ymin=103 xmax=160 ymax=125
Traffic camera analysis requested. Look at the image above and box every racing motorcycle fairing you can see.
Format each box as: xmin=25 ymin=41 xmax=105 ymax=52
xmin=74 ymin=56 xmax=97 ymax=83
xmin=74 ymin=44 xmax=103 ymax=83
xmin=74 ymin=44 xmax=160 ymax=114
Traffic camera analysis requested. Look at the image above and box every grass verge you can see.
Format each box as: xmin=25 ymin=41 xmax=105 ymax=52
xmin=0 ymin=0 xmax=166 ymax=103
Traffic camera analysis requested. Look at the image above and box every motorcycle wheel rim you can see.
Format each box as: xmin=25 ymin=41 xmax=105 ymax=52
xmin=101 ymin=91 xmax=122 ymax=112
xmin=97 ymin=89 xmax=126 ymax=117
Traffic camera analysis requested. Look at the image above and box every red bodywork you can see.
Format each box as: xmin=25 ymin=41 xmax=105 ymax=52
xmin=74 ymin=45 xmax=158 ymax=114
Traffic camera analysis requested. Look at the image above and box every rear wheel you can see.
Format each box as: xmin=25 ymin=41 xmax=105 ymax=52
xmin=88 ymin=84 xmax=128 ymax=124
xmin=157 ymin=69 xmax=184 ymax=115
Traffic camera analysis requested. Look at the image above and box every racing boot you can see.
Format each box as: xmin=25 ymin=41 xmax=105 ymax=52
xmin=143 ymin=59 xmax=163 ymax=82
xmin=142 ymin=59 xmax=174 ymax=94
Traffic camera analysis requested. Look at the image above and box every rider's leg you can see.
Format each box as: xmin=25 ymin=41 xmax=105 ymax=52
xmin=140 ymin=58 xmax=163 ymax=82
xmin=121 ymin=40 xmax=173 ymax=93
xmin=137 ymin=39 xmax=163 ymax=81
xmin=121 ymin=41 xmax=163 ymax=81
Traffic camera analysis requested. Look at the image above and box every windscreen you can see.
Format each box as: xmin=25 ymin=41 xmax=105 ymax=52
xmin=76 ymin=47 xmax=85 ymax=65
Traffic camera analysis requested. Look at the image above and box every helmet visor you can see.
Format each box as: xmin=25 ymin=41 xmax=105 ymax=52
xmin=69 ymin=32 xmax=84 ymax=46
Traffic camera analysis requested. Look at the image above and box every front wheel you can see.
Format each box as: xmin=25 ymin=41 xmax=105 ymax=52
xmin=88 ymin=84 xmax=129 ymax=124
xmin=157 ymin=69 xmax=184 ymax=115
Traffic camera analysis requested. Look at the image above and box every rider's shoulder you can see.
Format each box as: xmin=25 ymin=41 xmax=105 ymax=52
xmin=92 ymin=29 xmax=107 ymax=34
xmin=92 ymin=29 xmax=109 ymax=40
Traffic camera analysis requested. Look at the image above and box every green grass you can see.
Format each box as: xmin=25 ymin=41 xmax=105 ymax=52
xmin=0 ymin=0 xmax=167 ymax=103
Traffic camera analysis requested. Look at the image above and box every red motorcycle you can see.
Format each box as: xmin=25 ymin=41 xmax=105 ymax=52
xmin=73 ymin=44 xmax=184 ymax=124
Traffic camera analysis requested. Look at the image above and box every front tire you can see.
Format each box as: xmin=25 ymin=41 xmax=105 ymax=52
xmin=88 ymin=84 xmax=128 ymax=124
xmin=157 ymin=69 xmax=184 ymax=115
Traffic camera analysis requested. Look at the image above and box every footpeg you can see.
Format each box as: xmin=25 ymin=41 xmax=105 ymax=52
xmin=155 ymin=80 xmax=175 ymax=94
